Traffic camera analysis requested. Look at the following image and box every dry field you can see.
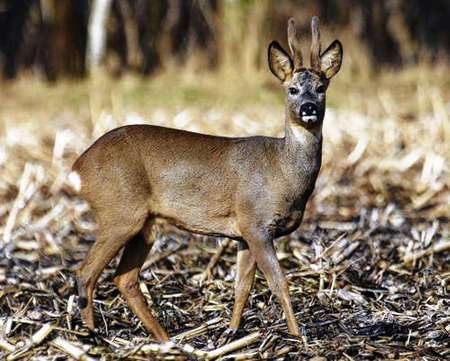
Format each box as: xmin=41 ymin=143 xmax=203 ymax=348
xmin=0 ymin=67 xmax=449 ymax=360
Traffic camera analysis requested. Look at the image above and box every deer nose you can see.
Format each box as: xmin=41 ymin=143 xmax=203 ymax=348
xmin=300 ymin=102 xmax=318 ymax=117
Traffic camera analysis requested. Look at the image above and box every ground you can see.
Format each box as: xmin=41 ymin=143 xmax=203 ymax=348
xmin=0 ymin=68 xmax=449 ymax=360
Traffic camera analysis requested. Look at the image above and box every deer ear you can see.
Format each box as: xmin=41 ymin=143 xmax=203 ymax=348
xmin=320 ymin=40 xmax=343 ymax=79
xmin=268 ymin=41 xmax=293 ymax=83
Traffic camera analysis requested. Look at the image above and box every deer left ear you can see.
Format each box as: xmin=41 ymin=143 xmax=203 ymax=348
xmin=268 ymin=41 xmax=293 ymax=83
xmin=320 ymin=40 xmax=343 ymax=79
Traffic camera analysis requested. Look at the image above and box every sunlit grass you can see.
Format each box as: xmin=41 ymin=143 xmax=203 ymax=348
xmin=2 ymin=61 xmax=448 ymax=124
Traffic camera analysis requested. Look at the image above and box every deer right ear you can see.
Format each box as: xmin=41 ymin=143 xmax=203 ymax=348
xmin=268 ymin=41 xmax=293 ymax=83
xmin=320 ymin=40 xmax=343 ymax=79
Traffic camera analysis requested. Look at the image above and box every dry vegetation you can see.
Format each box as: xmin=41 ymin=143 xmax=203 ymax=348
xmin=0 ymin=62 xmax=449 ymax=360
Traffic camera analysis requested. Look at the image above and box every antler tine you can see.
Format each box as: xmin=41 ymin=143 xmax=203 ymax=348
xmin=287 ymin=18 xmax=303 ymax=70
xmin=310 ymin=16 xmax=321 ymax=70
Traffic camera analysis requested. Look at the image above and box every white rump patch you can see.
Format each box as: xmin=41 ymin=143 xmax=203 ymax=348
xmin=68 ymin=171 xmax=81 ymax=192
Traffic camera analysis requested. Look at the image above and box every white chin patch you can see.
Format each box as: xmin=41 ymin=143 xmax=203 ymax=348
xmin=301 ymin=115 xmax=318 ymax=124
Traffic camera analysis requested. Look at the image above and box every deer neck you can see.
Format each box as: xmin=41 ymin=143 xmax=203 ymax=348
xmin=282 ymin=115 xmax=323 ymax=178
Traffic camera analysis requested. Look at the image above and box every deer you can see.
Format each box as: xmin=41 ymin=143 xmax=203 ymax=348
xmin=72 ymin=16 xmax=342 ymax=343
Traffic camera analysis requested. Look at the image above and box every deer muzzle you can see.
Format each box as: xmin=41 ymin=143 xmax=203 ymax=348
xmin=300 ymin=102 xmax=319 ymax=124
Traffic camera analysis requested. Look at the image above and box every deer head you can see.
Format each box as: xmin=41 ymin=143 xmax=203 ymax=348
xmin=268 ymin=17 xmax=343 ymax=130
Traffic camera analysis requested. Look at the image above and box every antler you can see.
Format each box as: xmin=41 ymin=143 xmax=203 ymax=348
xmin=287 ymin=18 xmax=303 ymax=70
xmin=310 ymin=16 xmax=321 ymax=71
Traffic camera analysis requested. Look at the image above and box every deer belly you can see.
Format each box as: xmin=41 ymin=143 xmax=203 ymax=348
xmin=151 ymin=191 xmax=240 ymax=238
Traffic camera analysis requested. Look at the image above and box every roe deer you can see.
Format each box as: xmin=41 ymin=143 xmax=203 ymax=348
xmin=73 ymin=17 xmax=342 ymax=342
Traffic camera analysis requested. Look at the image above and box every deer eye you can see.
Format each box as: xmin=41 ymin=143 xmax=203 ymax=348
xmin=317 ymin=85 xmax=326 ymax=94
xmin=288 ymin=87 xmax=299 ymax=96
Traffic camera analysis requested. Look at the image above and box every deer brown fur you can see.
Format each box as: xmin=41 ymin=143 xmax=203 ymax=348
xmin=73 ymin=16 xmax=343 ymax=342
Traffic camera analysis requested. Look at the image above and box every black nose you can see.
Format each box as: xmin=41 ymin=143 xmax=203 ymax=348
xmin=300 ymin=102 xmax=319 ymax=116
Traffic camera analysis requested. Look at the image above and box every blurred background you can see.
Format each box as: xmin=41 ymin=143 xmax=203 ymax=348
xmin=0 ymin=0 xmax=449 ymax=79
xmin=0 ymin=0 xmax=448 ymax=230
xmin=0 ymin=0 xmax=448 ymax=232
xmin=1 ymin=0 xmax=448 ymax=202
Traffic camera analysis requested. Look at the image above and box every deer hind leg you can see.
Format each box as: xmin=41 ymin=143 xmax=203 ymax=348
xmin=230 ymin=242 xmax=256 ymax=329
xmin=76 ymin=214 xmax=146 ymax=331
xmin=113 ymin=219 xmax=169 ymax=343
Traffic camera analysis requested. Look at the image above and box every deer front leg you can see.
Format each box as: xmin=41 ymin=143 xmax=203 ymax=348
xmin=230 ymin=242 xmax=257 ymax=329
xmin=244 ymin=232 xmax=300 ymax=336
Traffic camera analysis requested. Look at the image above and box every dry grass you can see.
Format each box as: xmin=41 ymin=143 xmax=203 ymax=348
xmin=0 ymin=65 xmax=449 ymax=360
